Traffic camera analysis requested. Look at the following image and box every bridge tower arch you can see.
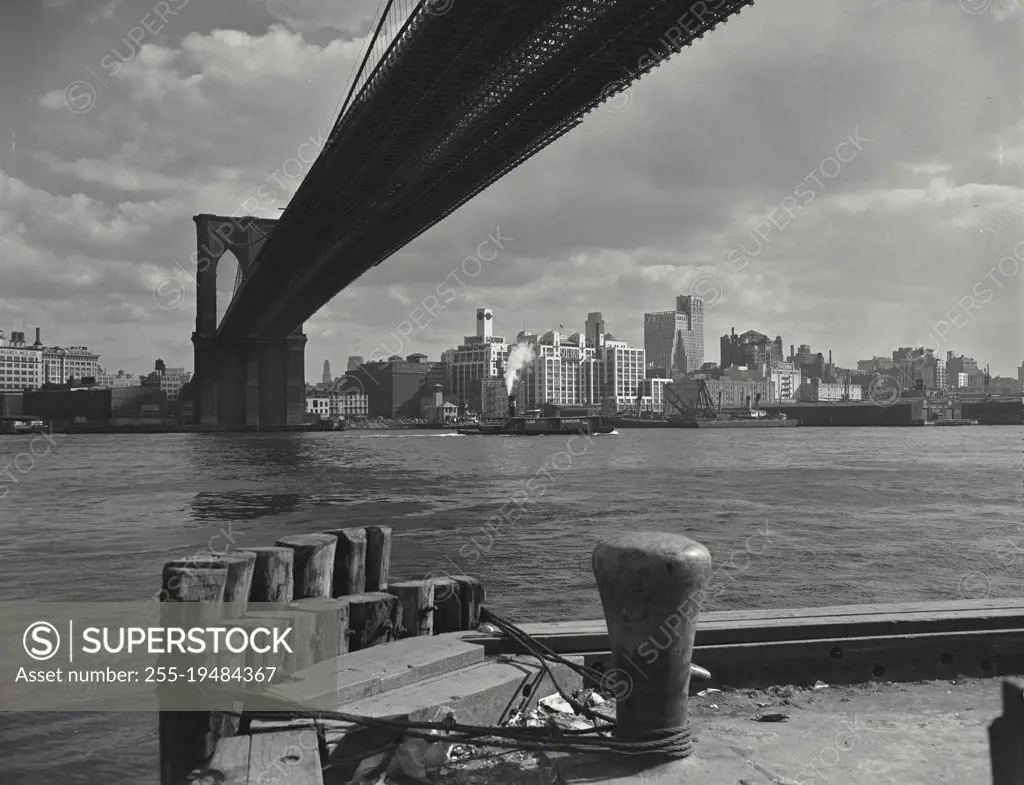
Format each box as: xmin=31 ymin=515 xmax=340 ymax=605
xmin=191 ymin=214 xmax=307 ymax=428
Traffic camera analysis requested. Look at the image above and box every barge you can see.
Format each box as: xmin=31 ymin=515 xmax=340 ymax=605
xmin=458 ymin=395 xmax=615 ymax=435
xmin=695 ymin=412 xmax=798 ymax=428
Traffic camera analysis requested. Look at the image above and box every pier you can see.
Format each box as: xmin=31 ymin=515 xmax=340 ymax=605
xmin=153 ymin=527 xmax=1024 ymax=784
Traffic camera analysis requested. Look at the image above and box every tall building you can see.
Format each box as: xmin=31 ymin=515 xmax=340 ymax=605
xmin=0 ymin=330 xmax=44 ymax=393
xmin=515 ymin=324 xmax=644 ymax=412
xmin=585 ymin=312 xmax=605 ymax=350
xmin=644 ymin=295 xmax=704 ymax=376
xmin=322 ymin=360 xmax=332 ymax=385
xmin=602 ymin=336 xmax=645 ymax=411
xmin=516 ymin=330 xmax=587 ymax=410
xmin=1018 ymin=361 xmax=1024 ymax=385
xmin=644 ymin=311 xmax=689 ymax=374
xmin=446 ymin=308 xmax=508 ymax=412
xmin=675 ymin=295 xmax=704 ymax=372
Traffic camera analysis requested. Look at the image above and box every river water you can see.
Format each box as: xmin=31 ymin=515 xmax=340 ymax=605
xmin=0 ymin=427 xmax=1020 ymax=783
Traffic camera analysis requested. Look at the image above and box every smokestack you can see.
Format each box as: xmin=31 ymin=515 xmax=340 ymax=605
xmin=829 ymin=349 xmax=833 ymax=364
xmin=508 ymin=393 xmax=517 ymax=418
xmin=34 ymin=328 xmax=41 ymax=347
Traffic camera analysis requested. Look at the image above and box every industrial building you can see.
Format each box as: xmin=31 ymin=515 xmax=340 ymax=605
xmin=444 ymin=308 xmax=509 ymax=413
xmin=769 ymin=361 xmax=802 ymax=402
xmin=0 ymin=331 xmax=44 ymax=392
xmin=347 ymin=354 xmax=446 ymax=418
xmin=720 ymin=328 xmax=784 ymax=372
xmin=0 ymin=328 xmax=100 ymax=392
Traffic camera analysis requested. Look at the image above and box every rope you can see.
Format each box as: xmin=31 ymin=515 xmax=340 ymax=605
xmin=226 ymin=704 xmax=691 ymax=758
xmin=221 ymin=608 xmax=694 ymax=759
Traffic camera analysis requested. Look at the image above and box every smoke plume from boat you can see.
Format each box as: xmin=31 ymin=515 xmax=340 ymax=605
xmin=504 ymin=343 xmax=535 ymax=394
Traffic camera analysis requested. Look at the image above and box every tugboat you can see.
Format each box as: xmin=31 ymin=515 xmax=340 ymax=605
xmin=457 ymin=395 xmax=615 ymax=436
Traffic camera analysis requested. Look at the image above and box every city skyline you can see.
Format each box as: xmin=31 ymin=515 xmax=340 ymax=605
xmin=0 ymin=1 xmax=1022 ymax=378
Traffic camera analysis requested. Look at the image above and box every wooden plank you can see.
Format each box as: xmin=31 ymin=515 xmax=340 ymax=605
xmin=276 ymin=533 xmax=337 ymax=599
xmin=325 ymin=527 xmax=366 ymax=596
xmin=702 ymin=598 xmax=1024 ymax=621
xmin=249 ymin=728 xmax=323 ymax=785
xmin=187 ymin=734 xmax=251 ymax=784
xmin=468 ymin=600 xmax=1024 ymax=655
xmin=389 ymin=580 xmax=434 ymax=637
xmin=583 ymin=628 xmax=1024 ymax=690
xmin=365 ymin=526 xmax=392 ymax=591
xmin=990 ymin=678 xmax=1024 ymax=785
xmin=258 ymin=633 xmax=486 ymax=710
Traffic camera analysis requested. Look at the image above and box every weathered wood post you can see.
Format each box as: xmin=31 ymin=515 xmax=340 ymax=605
xmin=277 ymin=533 xmax=337 ymax=599
xmin=166 ymin=553 xmax=256 ymax=619
xmin=326 ymin=527 xmax=367 ymax=595
xmin=592 ymin=532 xmax=710 ymax=741
xmin=388 ymin=580 xmax=434 ymax=637
xmin=429 ymin=576 xmax=463 ymax=634
xmin=289 ymin=597 xmax=351 ymax=659
xmin=990 ymin=678 xmax=1024 ymax=784
xmin=365 ymin=526 xmax=392 ymax=591
xmin=449 ymin=575 xmax=485 ymax=630
xmin=244 ymin=546 xmax=294 ymax=603
xmin=158 ymin=563 xmax=229 ymax=785
xmin=344 ymin=593 xmax=403 ymax=650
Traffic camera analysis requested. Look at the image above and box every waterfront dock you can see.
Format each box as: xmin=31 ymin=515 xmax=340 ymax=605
xmin=156 ymin=528 xmax=1024 ymax=785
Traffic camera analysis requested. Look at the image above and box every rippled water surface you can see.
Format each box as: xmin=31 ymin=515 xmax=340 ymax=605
xmin=0 ymin=428 xmax=1020 ymax=783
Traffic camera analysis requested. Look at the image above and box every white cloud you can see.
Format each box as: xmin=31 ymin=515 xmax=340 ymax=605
xmin=6 ymin=0 xmax=1024 ymax=376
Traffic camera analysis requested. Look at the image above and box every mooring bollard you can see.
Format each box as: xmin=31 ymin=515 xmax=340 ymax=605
xmin=990 ymin=678 xmax=1024 ymax=785
xmin=592 ymin=532 xmax=711 ymax=739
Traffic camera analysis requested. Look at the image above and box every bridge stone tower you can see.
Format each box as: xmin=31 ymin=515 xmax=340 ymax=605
xmin=191 ymin=214 xmax=307 ymax=428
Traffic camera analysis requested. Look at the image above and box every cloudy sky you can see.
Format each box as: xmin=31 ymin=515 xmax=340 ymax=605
xmin=1 ymin=0 xmax=1022 ymax=379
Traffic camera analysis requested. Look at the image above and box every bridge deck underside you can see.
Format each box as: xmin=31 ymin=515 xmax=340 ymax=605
xmin=219 ymin=0 xmax=753 ymax=340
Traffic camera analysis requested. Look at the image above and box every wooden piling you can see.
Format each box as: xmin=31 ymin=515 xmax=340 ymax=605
xmin=430 ymin=577 xmax=463 ymax=634
xmin=166 ymin=553 xmax=256 ymax=618
xmin=344 ymin=592 xmax=402 ymax=651
xmin=325 ymin=527 xmax=367 ymax=596
xmin=365 ymin=526 xmax=392 ymax=591
xmin=289 ymin=597 xmax=351 ymax=660
xmin=158 ymin=563 xmax=229 ymax=785
xmin=244 ymin=546 xmax=294 ymax=603
xmin=449 ymin=575 xmax=485 ymax=631
xmin=388 ymin=580 xmax=434 ymax=638
xmin=277 ymin=533 xmax=337 ymax=599
xmin=990 ymin=678 xmax=1024 ymax=785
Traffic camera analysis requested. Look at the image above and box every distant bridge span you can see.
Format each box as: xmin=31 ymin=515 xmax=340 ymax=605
xmin=191 ymin=0 xmax=753 ymax=427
